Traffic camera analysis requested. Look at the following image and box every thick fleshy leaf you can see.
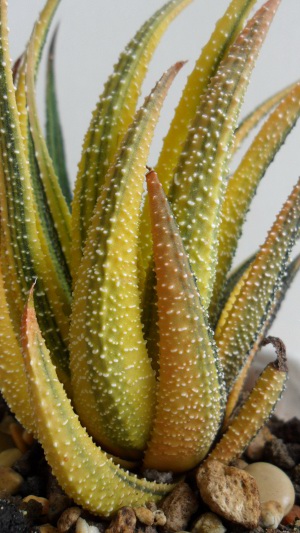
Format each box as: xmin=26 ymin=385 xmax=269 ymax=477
xmin=210 ymin=82 xmax=300 ymax=322
xmin=71 ymin=0 xmax=192 ymax=280
xmin=215 ymin=178 xmax=300 ymax=398
xmin=168 ymin=0 xmax=280 ymax=310
xmin=207 ymin=337 xmax=287 ymax=465
xmin=233 ymin=81 xmax=300 ymax=153
xmin=0 ymin=259 xmax=33 ymax=432
xmin=143 ymin=171 xmax=224 ymax=472
xmin=69 ymin=64 xmax=183 ymax=459
xmin=21 ymin=290 xmax=174 ymax=518
xmin=46 ymin=28 xmax=72 ymax=207
xmin=0 ymin=0 xmax=70 ymax=390
xmin=25 ymin=0 xmax=72 ymax=268
xmin=139 ymin=0 xmax=259 ymax=279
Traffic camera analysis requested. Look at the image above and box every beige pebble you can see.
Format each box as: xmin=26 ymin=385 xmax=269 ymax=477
xmin=191 ymin=512 xmax=226 ymax=533
xmin=9 ymin=423 xmax=28 ymax=453
xmin=0 ymin=465 xmax=24 ymax=494
xmin=260 ymin=500 xmax=284 ymax=528
xmin=153 ymin=509 xmax=167 ymax=526
xmin=23 ymin=495 xmax=49 ymax=515
xmin=196 ymin=460 xmax=260 ymax=529
xmin=57 ymin=506 xmax=82 ymax=532
xmin=245 ymin=462 xmax=295 ymax=517
xmin=134 ymin=506 xmax=154 ymax=525
xmin=0 ymin=447 xmax=22 ymax=467
xmin=76 ymin=517 xmax=101 ymax=533
xmin=36 ymin=525 xmax=58 ymax=533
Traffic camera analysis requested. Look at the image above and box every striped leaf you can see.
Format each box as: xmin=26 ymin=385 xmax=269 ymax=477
xmin=139 ymin=0 xmax=259 ymax=278
xmin=0 ymin=0 xmax=70 ymax=390
xmin=46 ymin=28 xmax=72 ymax=208
xmin=207 ymin=337 xmax=287 ymax=465
xmin=168 ymin=0 xmax=281 ymax=310
xmin=143 ymin=171 xmax=224 ymax=472
xmin=71 ymin=0 xmax=192 ymax=280
xmin=21 ymin=289 xmax=174 ymax=518
xmin=69 ymin=64 xmax=183 ymax=459
xmin=215 ymin=179 xmax=300 ymax=396
xmin=210 ymin=82 xmax=300 ymax=322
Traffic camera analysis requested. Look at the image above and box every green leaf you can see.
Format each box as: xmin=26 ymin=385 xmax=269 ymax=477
xmin=71 ymin=0 xmax=193 ymax=280
xmin=46 ymin=28 xmax=72 ymax=208
xmin=143 ymin=171 xmax=224 ymax=472
xmin=168 ymin=0 xmax=281 ymax=310
xmin=69 ymin=64 xmax=184 ymax=459
xmin=139 ymin=0 xmax=259 ymax=280
xmin=21 ymin=289 xmax=174 ymax=518
xmin=207 ymin=337 xmax=287 ymax=465
xmin=215 ymin=178 xmax=300 ymax=396
xmin=210 ymin=82 xmax=300 ymax=322
xmin=0 ymin=0 xmax=70 ymax=390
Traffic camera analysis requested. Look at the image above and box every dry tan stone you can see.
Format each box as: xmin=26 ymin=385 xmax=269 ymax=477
xmin=36 ymin=525 xmax=58 ymax=533
xmin=196 ymin=460 xmax=260 ymax=529
xmin=260 ymin=500 xmax=284 ymax=528
xmin=0 ymin=447 xmax=22 ymax=467
xmin=160 ymin=482 xmax=198 ymax=532
xmin=106 ymin=506 xmax=136 ymax=533
xmin=191 ymin=512 xmax=226 ymax=532
xmin=57 ymin=506 xmax=82 ymax=532
xmin=153 ymin=509 xmax=167 ymax=526
xmin=134 ymin=506 xmax=154 ymax=525
xmin=76 ymin=517 xmax=101 ymax=532
xmin=0 ymin=465 xmax=24 ymax=494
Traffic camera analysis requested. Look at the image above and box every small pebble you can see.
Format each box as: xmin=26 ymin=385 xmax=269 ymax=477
xmin=57 ymin=506 xmax=82 ymax=532
xmin=23 ymin=495 xmax=49 ymax=515
xmin=105 ymin=507 xmax=136 ymax=533
xmin=245 ymin=461 xmax=295 ymax=518
xmin=246 ymin=427 xmax=273 ymax=462
xmin=191 ymin=512 xmax=226 ymax=532
xmin=9 ymin=422 xmax=28 ymax=453
xmin=282 ymin=504 xmax=300 ymax=525
xmin=0 ymin=447 xmax=22 ymax=467
xmin=35 ymin=525 xmax=58 ymax=533
xmin=134 ymin=506 xmax=154 ymax=525
xmin=160 ymin=482 xmax=198 ymax=533
xmin=0 ymin=465 xmax=24 ymax=494
xmin=0 ymin=432 xmax=14 ymax=452
xmin=196 ymin=460 xmax=260 ymax=529
xmin=153 ymin=509 xmax=167 ymax=526
xmin=260 ymin=500 xmax=284 ymax=528
xmin=76 ymin=517 xmax=101 ymax=533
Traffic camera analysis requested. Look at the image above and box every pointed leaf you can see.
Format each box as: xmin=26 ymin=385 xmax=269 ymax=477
xmin=143 ymin=171 xmax=224 ymax=472
xmin=21 ymin=290 xmax=174 ymax=518
xmin=71 ymin=0 xmax=192 ymax=280
xmin=0 ymin=0 xmax=70 ymax=389
xmin=215 ymin=178 xmax=300 ymax=395
xmin=139 ymin=0 xmax=259 ymax=279
xmin=210 ymin=82 xmax=300 ymax=322
xmin=46 ymin=28 xmax=72 ymax=207
xmin=168 ymin=0 xmax=281 ymax=309
xmin=69 ymin=64 xmax=184 ymax=459
xmin=25 ymin=0 xmax=72 ymax=267
xmin=207 ymin=337 xmax=287 ymax=465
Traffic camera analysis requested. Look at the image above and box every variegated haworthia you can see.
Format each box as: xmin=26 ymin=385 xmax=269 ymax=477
xmin=0 ymin=0 xmax=299 ymax=519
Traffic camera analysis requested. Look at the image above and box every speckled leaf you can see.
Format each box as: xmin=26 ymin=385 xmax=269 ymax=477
xmin=46 ymin=28 xmax=72 ymax=207
xmin=215 ymin=179 xmax=300 ymax=397
xmin=210 ymin=82 xmax=300 ymax=322
xmin=208 ymin=337 xmax=287 ymax=465
xmin=0 ymin=259 xmax=34 ymax=432
xmin=25 ymin=0 xmax=72 ymax=268
xmin=143 ymin=171 xmax=224 ymax=472
xmin=21 ymin=290 xmax=174 ymax=518
xmin=71 ymin=0 xmax=192 ymax=280
xmin=139 ymin=0 xmax=259 ymax=278
xmin=0 ymin=0 xmax=70 ymax=390
xmin=168 ymin=0 xmax=281 ymax=310
xmin=69 ymin=64 xmax=183 ymax=459
xmin=233 ymin=80 xmax=300 ymax=153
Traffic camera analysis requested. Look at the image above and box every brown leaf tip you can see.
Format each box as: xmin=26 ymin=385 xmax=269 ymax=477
xmin=261 ymin=336 xmax=288 ymax=373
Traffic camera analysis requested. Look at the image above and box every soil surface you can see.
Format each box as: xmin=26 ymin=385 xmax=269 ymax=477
xmin=0 ymin=392 xmax=299 ymax=532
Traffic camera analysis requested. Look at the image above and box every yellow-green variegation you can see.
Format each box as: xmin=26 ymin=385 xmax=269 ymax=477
xmin=0 ymin=0 xmax=299 ymax=519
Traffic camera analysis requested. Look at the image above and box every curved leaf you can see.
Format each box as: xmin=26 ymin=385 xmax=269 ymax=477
xmin=69 ymin=64 xmax=184 ymax=459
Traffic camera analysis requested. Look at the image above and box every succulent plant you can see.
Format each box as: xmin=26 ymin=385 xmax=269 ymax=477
xmin=0 ymin=0 xmax=299 ymax=519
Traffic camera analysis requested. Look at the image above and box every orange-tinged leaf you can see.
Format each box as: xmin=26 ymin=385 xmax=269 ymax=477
xmin=143 ymin=171 xmax=224 ymax=472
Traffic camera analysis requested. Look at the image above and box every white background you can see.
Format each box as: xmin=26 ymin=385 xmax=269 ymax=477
xmin=6 ymin=1 xmax=300 ymax=363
